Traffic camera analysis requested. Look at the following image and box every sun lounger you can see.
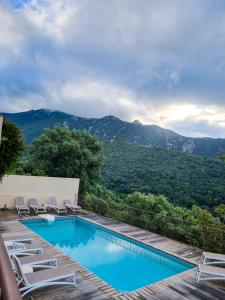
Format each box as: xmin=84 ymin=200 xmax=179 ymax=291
xmin=201 ymin=251 xmax=225 ymax=265
xmin=47 ymin=197 xmax=67 ymax=214
xmin=29 ymin=198 xmax=47 ymax=214
xmin=64 ymin=199 xmax=81 ymax=213
xmin=5 ymin=242 xmax=43 ymax=271
xmin=3 ymin=235 xmax=34 ymax=245
xmin=11 ymin=253 xmax=57 ymax=277
xmin=6 ymin=241 xmax=43 ymax=257
xmin=197 ymin=264 xmax=225 ymax=282
xmin=18 ymin=253 xmax=57 ymax=270
xmin=12 ymin=255 xmax=76 ymax=297
xmin=15 ymin=197 xmax=30 ymax=215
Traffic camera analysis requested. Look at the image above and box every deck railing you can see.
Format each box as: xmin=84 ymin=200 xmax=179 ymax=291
xmin=82 ymin=198 xmax=225 ymax=253
xmin=0 ymin=235 xmax=22 ymax=300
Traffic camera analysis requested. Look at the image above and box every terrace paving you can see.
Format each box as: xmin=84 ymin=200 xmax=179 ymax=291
xmin=0 ymin=210 xmax=225 ymax=299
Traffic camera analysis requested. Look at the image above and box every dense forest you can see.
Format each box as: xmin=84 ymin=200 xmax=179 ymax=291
xmin=102 ymin=141 xmax=225 ymax=208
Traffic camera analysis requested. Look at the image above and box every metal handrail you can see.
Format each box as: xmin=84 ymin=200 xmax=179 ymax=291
xmin=85 ymin=198 xmax=225 ymax=252
xmin=108 ymin=201 xmax=225 ymax=232
xmin=0 ymin=235 xmax=22 ymax=300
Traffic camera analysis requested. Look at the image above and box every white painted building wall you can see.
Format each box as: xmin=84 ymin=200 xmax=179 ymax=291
xmin=0 ymin=175 xmax=79 ymax=209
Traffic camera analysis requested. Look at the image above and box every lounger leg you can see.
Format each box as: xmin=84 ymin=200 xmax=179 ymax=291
xmin=196 ymin=269 xmax=201 ymax=282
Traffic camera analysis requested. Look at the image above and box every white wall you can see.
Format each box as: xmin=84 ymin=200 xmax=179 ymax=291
xmin=0 ymin=175 xmax=80 ymax=209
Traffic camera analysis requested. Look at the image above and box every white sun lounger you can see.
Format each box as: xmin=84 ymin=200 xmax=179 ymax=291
xmin=5 ymin=241 xmax=43 ymax=271
xmin=64 ymin=199 xmax=81 ymax=213
xmin=47 ymin=197 xmax=67 ymax=214
xmin=6 ymin=241 xmax=43 ymax=257
xmin=18 ymin=253 xmax=57 ymax=271
xmin=12 ymin=255 xmax=77 ymax=297
xmin=201 ymin=251 xmax=225 ymax=265
xmin=3 ymin=235 xmax=34 ymax=245
xmin=15 ymin=197 xmax=30 ymax=215
xmin=197 ymin=264 xmax=225 ymax=282
xmin=12 ymin=253 xmax=57 ymax=277
xmin=29 ymin=198 xmax=47 ymax=214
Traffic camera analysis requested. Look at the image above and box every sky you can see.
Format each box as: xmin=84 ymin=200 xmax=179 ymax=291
xmin=1 ymin=0 xmax=225 ymax=138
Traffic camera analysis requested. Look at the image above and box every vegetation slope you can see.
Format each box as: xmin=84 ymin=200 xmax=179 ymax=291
xmin=102 ymin=141 xmax=225 ymax=208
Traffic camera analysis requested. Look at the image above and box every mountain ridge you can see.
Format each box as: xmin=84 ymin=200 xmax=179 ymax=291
xmin=2 ymin=108 xmax=225 ymax=157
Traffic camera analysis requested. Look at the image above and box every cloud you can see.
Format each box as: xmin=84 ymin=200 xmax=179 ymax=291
xmin=169 ymin=118 xmax=225 ymax=138
xmin=1 ymin=0 xmax=225 ymax=137
xmin=152 ymin=104 xmax=225 ymax=137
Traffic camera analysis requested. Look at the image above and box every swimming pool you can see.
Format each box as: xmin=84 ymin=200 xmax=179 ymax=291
xmin=21 ymin=217 xmax=194 ymax=292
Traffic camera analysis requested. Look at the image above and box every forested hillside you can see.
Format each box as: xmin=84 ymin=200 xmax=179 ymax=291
xmin=11 ymin=123 xmax=225 ymax=253
xmin=101 ymin=141 xmax=225 ymax=208
xmin=4 ymin=109 xmax=225 ymax=209
xmin=3 ymin=109 xmax=225 ymax=157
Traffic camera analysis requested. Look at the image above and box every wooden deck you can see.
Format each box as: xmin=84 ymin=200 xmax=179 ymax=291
xmin=1 ymin=210 xmax=225 ymax=299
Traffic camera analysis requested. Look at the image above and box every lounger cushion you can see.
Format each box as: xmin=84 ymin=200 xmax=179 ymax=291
xmin=25 ymin=267 xmax=75 ymax=285
xmin=65 ymin=204 xmax=81 ymax=209
xmin=199 ymin=265 xmax=225 ymax=276
xmin=203 ymin=251 xmax=225 ymax=260
xmin=19 ymin=253 xmax=55 ymax=265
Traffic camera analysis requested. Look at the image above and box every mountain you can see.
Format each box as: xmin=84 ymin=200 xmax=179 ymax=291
xmin=101 ymin=141 xmax=225 ymax=208
xmin=3 ymin=108 xmax=225 ymax=157
xmin=3 ymin=109 xmax=225 ymax=208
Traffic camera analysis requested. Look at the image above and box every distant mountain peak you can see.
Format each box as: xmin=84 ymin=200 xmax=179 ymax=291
xmin=132 ymin=119 xmax=142 ymax=125
xmin=40 ymin=108 xmax=55 ymax=113
xmin=101 ymin=115 xmax=121 ymax=121
xmin=37 ymin=108 xmax=66 ymax=115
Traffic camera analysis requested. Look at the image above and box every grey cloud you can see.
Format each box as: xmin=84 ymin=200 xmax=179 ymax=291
xmin=169 ymin=119 xmax=225 ymax=138
xmin=1 ymin=0 xmax=225 ymax=137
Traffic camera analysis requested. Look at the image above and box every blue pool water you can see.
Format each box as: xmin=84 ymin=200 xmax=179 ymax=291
xmin=21 ymin=217 xmax=193 ymax=292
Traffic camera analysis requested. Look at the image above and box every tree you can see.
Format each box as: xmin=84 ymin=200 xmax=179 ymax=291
xmin=29 ymin=126 xmax=102 ymax=195
xmin=15 ymin=159 xmax=46 ymax=176
xmin=214 ymin=204 xmax=225 ymax=224
xmin=219 ymin=150 xmax=225 ymax=161
xmin=0 ymin=118 xmax=24 ymax=180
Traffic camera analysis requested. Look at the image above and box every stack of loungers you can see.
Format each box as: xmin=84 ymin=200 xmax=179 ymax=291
xmin=15 ymin=197 xmax=82 ymax=215
xmin=3 ymin=235 xmax=77 ymax=297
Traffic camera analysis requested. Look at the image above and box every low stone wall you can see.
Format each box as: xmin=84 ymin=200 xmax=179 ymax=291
xmin=0 ymin=175 xmax=79 ymax=209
